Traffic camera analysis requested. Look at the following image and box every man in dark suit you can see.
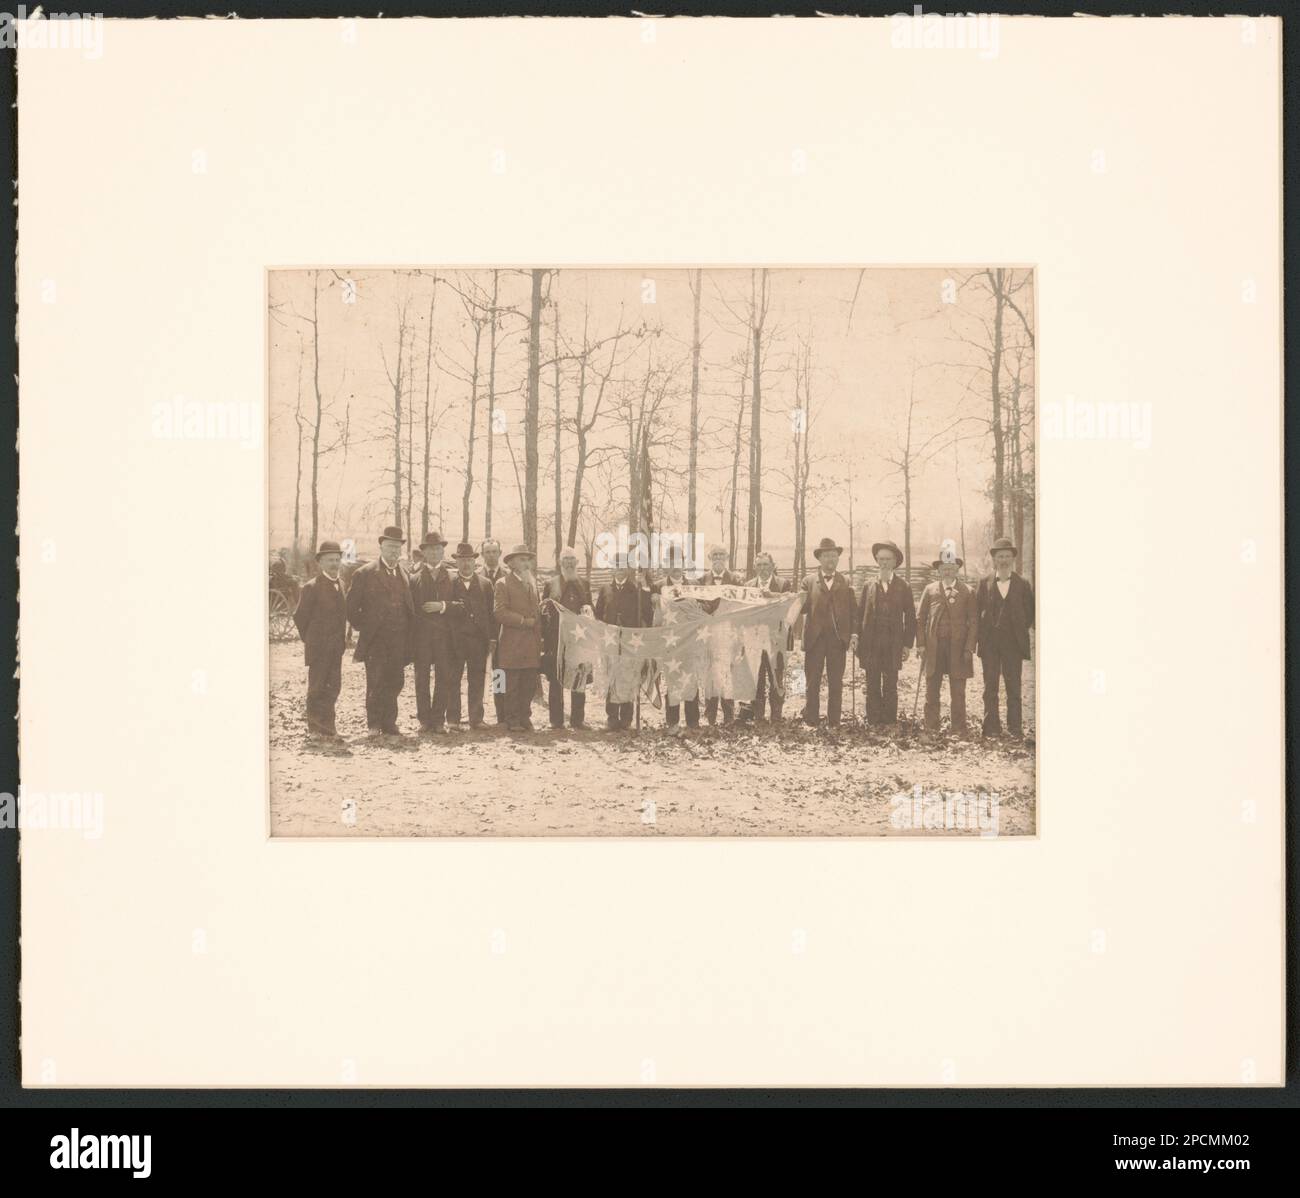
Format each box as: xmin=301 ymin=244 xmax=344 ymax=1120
xmin=444 ymin=542 xmax=496 ymax=729
xmin=595 ymin=559 xmax=652 ymax=731
xmin=408 ymin=529 xmax=455 ymax=732
xmin=975 ymin=536 xmax=1034 ymax=739
xmin=916 ymin=547 xmax=979 ymax=737
xmin=540 ymin=547 xmax=594 ymax=729
xmin=492 ymin=543 xmax=544 ymax=733
xmin=695 ymin=544 xmax=741 ymax=725
xmin=346 ymin=525 xmax=416 ymax=737
xmin=478 ymin=538 xmax=508 ymax=726
xmin=856 ymin=540 xmax=917 ymax=726
xmin=743 ymin=551 xmax=792 ymax=723
xmin=292 ymin=540 xmax=348 ymax=738
xmin=799 ymin=537 xmax=857 ymax=728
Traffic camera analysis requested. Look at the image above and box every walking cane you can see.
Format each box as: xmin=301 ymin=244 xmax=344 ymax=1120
xmin=911 ymin=638 xmax=930 ymax=721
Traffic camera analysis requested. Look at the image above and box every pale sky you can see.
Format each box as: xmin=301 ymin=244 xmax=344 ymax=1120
xmin=268 ymin=266 xmax=1034 ymax=571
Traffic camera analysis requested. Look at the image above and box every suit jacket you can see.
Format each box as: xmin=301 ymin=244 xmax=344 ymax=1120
xmin=408 ymin=562 xmax=455 ymax=653
xmin=345 ymin=559 xmax=415 ymax=664
xmin=493 ymin=570 xmax=543 ymax=669
xmin=800 ymin=571 xmax=856 ymax=652
xmin=916 ymin=579 xmax=978 ymax=679
xmin=975 ymin=572 xmax=1034 ymax=661
xmin=446 ymin=570 xmax=495 ymax=648
xmin=541 ymin=575 xmax=594 ymax=677
xmin=478 ymin=564 xmax=507 ymax=641
xmin=696 ymin=569 xmax=741 ymax=588
xmin=293 ymin=573 xmax=348 ymax=666
xmin=595 ymin=579 xmax=651 ymax=628
xmin=744 ymin=573 xmax=792 ymax=595
xmin=856 ymin=576 xmax=917 ymax=672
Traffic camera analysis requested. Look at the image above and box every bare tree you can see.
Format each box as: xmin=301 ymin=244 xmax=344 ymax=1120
xmin=687 ymin=268 xmax=703 ymax=543
xmin=484 ymin=269 xmax=500 ymax=540
xmin=561 ymin=305 xmax=640 ymax=551
xmin=420 ymin=272 xmax=438 ymax=538
xmin=945 ymin=268 xmax=1035 ymax=537
xmin=523 ymin=269 xmax=546 ymax=553
xmin=746 ymin=269 xmax=771 ymax=575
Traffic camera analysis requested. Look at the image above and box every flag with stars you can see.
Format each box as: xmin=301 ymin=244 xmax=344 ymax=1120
xmin=554 ymin=593 xmax=803 ymax=705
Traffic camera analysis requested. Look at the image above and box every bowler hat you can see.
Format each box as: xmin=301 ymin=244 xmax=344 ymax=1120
xmin=989 ymin=536 xmax=1018 ymax=557
xmin=316 ymin=540 xmax=342 ymax=559
xmin=452 ymin=541 xmax=478 ymax=559
xmin=814 ymin=537 xmax=843 ymax=556
xmin=503 ymin=543 xmax=535 ymax=564
xmin=931 ymin=555 xmax=964 ymax=569
xmin=379 ymin=525 xmax=405 ymax=545
xmin=871 ymin=541 xmax=904 ymax=567
xmin=420 ymin=529 xmax=448 ymax=548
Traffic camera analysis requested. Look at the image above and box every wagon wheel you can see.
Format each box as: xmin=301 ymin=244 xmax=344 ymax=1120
xmin=269 ymin=590 xmax=296 ymax=641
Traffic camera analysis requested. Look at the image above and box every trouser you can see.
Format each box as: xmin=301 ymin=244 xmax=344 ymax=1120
xmin=413 ymin=634 xmax=452 ymax=729
xmin=606 ymin=698 xmax=634 ymax=729
xmin=704 ymin=697 xmax=734 ymax=725
xmin=749 ymin=651 xmax=783 ymax=721
xmin=666 ymin=698 xmax=700 ymax=728
xmin=803 ymin=637 xmax=847 ymax=726
xmin=449 ymin=639 xmax=489 ymax=726
xmin=864 ymin=658 xmax=900 ymax=725
xmin=504 ymin=667 xmax=537 ymax=729
xmin=490 ymin=641 xmax=507 ymax=724
xmin=364 ymin=641 xmax=407 ymax=733
xmin=305 ymin=652 xmax=342 ymax=733
xmin=547 ymin=673 xmax=586 ymax=727
xmin=981 ymin=633 xmax=1024 ymax=736
xmin=923 ymin=640 xmax=967 ymax=734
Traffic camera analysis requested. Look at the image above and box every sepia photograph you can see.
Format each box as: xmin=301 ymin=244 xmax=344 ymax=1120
xmin=268 ymin=266 xmax=1036 ymax=837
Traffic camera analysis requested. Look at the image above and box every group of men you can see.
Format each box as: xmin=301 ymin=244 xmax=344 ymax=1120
xmin=290 ymin=526 xmax=1034 ymax=742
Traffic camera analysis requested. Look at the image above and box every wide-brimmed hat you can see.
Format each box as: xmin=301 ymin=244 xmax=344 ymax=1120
xmin=379 ymin=525 xmax=405 ymax=545
xmin=989 ymin=536 xmax=1018 ymax=557
xmin=452 ymin=541 xmax=477 ymax=559
xmin=813 ymin=537 xmax=843 ymax=556
xmin=871 ymin=541 xmax=904 ymax=567
xmin=503 ymin=543 xmax=534 ymax=564
xmin=316 ymin=540 xmax=342 ymax=559
xmin=420 ymin=529 xmax=448 ymax=548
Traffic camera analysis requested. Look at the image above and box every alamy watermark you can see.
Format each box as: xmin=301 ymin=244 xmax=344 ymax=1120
xmin=1042 ymin=396 xmax=1152 ymax=449
xmin=594 ymin=524 xmax=706 ymax=574
xmin=0 ymin=789 xmax=104 ymax=839
xmin=891 ymin=6 xmax=1000 ymax=60
xmin=0 ymin=8 xmax=104 ymax=59
xmin=890 ymin=784 xmax=1000 ymax=835
xmin=151 ymin=398 xmax=262 ymax=450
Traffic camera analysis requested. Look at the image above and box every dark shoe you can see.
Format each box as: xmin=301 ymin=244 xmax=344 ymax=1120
xmin=469 ymin=721 xmax=486 ymax=730
xmin=570 ymin=721 xmax=587 ymax=731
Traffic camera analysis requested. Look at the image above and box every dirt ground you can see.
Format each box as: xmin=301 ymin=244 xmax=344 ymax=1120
xmin=269 ymin=641 xmax=1035 ymax=838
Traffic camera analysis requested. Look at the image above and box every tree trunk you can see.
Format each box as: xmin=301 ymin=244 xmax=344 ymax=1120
xmin=553 ymin=301 xmax=563 ymax=568
xmin=293 ymin=337 xmax=305 ymax=561
xmin=728 ymin=349 xmax=749 ymax=571
xmin=987 ymin=267 xmax=1006 ymax=538
xmin=746 ymin=269 xmax=767 ymax=577
xmin=485 ymin=269 xmax=499 ymax=540
xmin=422 ymin=274 xmax=437 ymax=538
xmin=688 ymin=268 xmax=702 ymax=543
xmin=310 ymin=272 xmax=323 ymax=564
xmin=461 ymin=321 xmax=483 ymax=543
xmin=524 ymin=269 xmax=544 ymax=553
